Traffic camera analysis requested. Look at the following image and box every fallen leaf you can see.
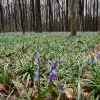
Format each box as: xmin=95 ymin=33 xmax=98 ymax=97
xmin=28 ymin=78 xmax=33 ymax=88
xmin=82 ymin=42 xmax=100 ymax=57
xmin=8 ymin=94 xmax=17 ymax=100
xmin=9 ymin=73 xmax=19 ymax=82
xmin=69 ymin=98 xmax=74 ymax=100
xmin=82 ymin=68 xmax=92 ymax=79
xmin=16 ymin=83 xmax=22 ymax=91
xmin=64 ymin=88 xmax=73 ymax=99
xmin=28 ymin=88 xmax=35 ymax=96
xmin=0 ymin=83 xmax=7 ymax=94
xmin=82 ymin=92 xmax=89 ymax=97
xmin=82 ymin=87 xmax=91 ymax=92
xmin=82 ymin=87 xmax=91 ymax=98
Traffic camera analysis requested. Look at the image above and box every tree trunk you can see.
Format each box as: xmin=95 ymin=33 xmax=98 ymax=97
xmin=93 ymin=0 xmax=95 ymax=31
xmin=85 ymin=0 xmax=87 ymax=31
xmin=0 ymin=1 xmax=4 ymax=32
xmin=70 ymin=0 xmax=77 ymax=36
xmin=18 ymin=0 xmax=25 ymax=34
xmin=31 ymin=0 xmax=35 ymax=31
xmin=13 ymin=0 xmax=18 ymax=31
xmin=65 ymin=0 xmax=68 ymax=31
xmin=78 ymin=0 xmax=84 ymax=31
xmin=35 ymin=0 xmax=42 ymax=32
xmin=96 ymin=0 xmax=98 ymax=31
xmin=46 ymin=0 xmax=48 ymax=31
xmin=7 ymin=0 xmax=11 ymax=31
xmin=48 ymin=0 xmax=53 ymax=32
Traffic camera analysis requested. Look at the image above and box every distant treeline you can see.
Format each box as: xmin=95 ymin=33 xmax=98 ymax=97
xmin=0 ymin=0 xmax=99 ymax=32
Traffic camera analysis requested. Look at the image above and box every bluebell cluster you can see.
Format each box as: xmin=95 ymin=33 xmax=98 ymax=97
xmin=59 ymin=83 xmax=64 ymax=96
xmin=98 ymin=54 xmax=100 ymax=59
xmin=49 ymin=60 xmax=58 ymax=80
xmin=34 ymin=53 xmax=40 ymax=81
xmin=88 ymin=59 xmax=94 ymax=65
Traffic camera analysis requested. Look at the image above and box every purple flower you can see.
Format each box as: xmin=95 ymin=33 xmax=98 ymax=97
xmin=88 ymin=59 xmax=94 ymax=65
xmin=60 ymin=83 xmax=64 ymax=90
xmin=59 ymin=83 xmax=64 ymax=96
xmin=50 ymin=60 xmax=58 ymax=71
xmin=97 ymin=54 xmax=100 ymax=59
xmin=34 ymin=66 xmax=40 ymax=82
xmin=35 ymin=53 xmax=40 ymax=63
xmin=36 ymin=66 xmax=40 ymax=73
xmin=49 ymin=70 xmax=57 ymax=80
xmin=34 ymin=73 xmax=39 ymax=81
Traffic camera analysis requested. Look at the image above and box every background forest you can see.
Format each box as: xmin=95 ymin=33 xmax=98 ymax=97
xmin=1 ymin=0 xmax=100 ymax=100
xmin=0 ymin=0 xmax=100 ymax=33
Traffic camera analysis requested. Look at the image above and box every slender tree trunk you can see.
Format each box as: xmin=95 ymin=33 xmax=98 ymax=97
xmin=13 ymin=0 xmax=18 ymax=31
xmin=70 ymin=0 xmax=77 ymax=36
xmin=93 ymin=0 xmax=95 ymax=31
xmin=48 ymin=0 xmax=53 ymax=32
xmin=0 ymin=2 xmax=4 ymax=32
xmin=65 ymin=0 xmax=68 ymax=31
xmin=5 ymin=7 xmax=8 ymax=31
xmin=31 ymin=0 xmax=35 ymax=31
xmin=85 ymin=0 xmax=87 ymax=31
xmin=89 ymin=1 xmax=92 ymax=31
xmin=46 ymin=0 xmax=48 ymax=31
xmin=58 ymin=2 xmax=61 ymax=31
xmin=18 ymin=0 xmax=25 ymax=34
xmin=96 ymin=0 xmax=98 ymax=31
xmin=61 ymin=1 xmax=64 ymax=31
xmin=78 ymin=0 xmax=84 ymax=31
xmin=7 ymin=0 xmax=11 ymax=31
xmin=35 ymin=0 xmax=42 ymax=32
xmin=25 ymin=0 xmax=28 ymax=31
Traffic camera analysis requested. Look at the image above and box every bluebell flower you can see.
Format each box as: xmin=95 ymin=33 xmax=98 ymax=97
xmin=48 ymin=60 xmax=58 ymax=80
xmin=97 ymin=54 xmax=100 ymax=59
xmin=34 ymin=73 xmax=39 ymax=81
xmin=34 ymin=53 xmax=40 ymax=82
xmin=60 ymin=83 xmax=64 ymax=90
xmin=34 ymin=66 xmax=40 ymax=81
xmin=49 ymin=60 xmax=58 ymax=71
xmin=49 ymin=70 xmax=57 ymax=80
xmin=88 ymin=59 xmax=94 ymax=65
xmin=35 ymin=53 xmax=40 ymax=64
xmin=36 ymin=66 xmax=40 ymax=73
xmin=59 ymin=83 xmax=64 ymax=96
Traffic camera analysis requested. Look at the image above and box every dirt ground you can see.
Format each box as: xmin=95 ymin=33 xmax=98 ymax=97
xmin=82 ymin=42 xmax=100 ymax=57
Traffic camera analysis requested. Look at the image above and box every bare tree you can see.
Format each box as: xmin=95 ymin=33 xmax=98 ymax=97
xmin=48 ymin=0 xmax=53 ymax=31
xmin=7 ymin=0 xmax=11 ymax=31
xmin=65 ymin=0 xmax=68 ymax=31
xmin=0 ymin=0 xmax=4 ymax=32
xmin=78 ymin=0 xmax=84 ymax=31
xmin=18 ymin=0 xmax=25 ymax=34
xmin=13 ymin=0 xmax=18 ymax=31
xmin=85 ymin=0 xmax=87 ymax=31
xmin=96 ymin=0 xmax=98 ymax=31
xmin=93 ymin=0 xmax=96 ymax=31
xmin=35 ymin=0 xmax=42 ymax=32
xmin=0 ymin=0 xmax=100 ymax=32
xmin=30 ymin=0 xmax=35 ymax=31
xmin=71 ymin=0 xmax=77 ymax=36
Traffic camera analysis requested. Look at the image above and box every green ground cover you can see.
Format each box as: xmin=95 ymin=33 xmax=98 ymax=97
xmin=0 ymin=32 xmax=100 ymax=100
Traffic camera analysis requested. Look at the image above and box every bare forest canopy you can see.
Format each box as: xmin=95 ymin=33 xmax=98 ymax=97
xmin=0 ymin=0 xmax=100 ymax=32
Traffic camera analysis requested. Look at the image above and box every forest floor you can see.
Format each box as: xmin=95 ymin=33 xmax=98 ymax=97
xmin=0 ymin=32 xmax=100 ymax=100
xmin=82 ymin=42 xmax=100 ymax=56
